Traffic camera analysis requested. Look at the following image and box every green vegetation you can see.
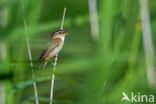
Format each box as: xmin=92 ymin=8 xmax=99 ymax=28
xmin=0 ymin=0 xmax=156 ymax=104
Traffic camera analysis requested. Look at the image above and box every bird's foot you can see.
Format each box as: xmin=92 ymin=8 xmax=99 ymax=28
xmin=51 ymin=62 xmax=56 ymax=66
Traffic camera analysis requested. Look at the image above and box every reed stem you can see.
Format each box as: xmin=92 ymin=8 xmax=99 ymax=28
xmin=21 ymin=0 xmax=39 ymax=103
xmin=50 ymin=8 xmax=66 ymax=104
xmin=139 ymin=0 xmax=156 ymax=87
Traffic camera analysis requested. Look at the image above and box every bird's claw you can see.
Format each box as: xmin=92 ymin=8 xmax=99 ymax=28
xmin=51 ymin=62 xmax=56 ymax=66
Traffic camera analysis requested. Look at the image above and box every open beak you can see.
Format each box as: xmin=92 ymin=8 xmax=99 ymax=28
xmin=63 ymin=33 xmax=68 ymax=35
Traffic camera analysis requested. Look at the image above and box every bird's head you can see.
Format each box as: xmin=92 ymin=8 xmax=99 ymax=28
xmin=51 ymin=30 xmax=68 ymax=39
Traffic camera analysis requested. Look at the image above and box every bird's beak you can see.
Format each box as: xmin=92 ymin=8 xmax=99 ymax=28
xmin=63 ymin=33 xmax=68 ymax=35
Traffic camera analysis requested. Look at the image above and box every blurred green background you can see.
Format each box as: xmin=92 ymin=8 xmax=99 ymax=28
xmin=0 ymin=0 xmax=156 ymax=104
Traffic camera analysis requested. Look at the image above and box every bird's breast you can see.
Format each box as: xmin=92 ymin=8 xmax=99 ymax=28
xmin=49 ymin=42 xmax=64 ymax=57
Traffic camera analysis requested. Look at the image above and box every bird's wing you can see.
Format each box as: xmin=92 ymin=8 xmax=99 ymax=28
xmin=47 ymin=38 xmax=62 ymax=50
xmin=39 ymin=49 xmax=47 ymax=60
xmin=39 ymin=38 xmax=62 ymax=60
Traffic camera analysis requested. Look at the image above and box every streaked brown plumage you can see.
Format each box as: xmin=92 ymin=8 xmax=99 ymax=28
xmin=39 ymin=30 xmax=68 ymax=69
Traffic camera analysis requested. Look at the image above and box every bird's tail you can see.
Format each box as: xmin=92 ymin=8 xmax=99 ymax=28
xmin=39 ymin=61 xmax=47 ymax=69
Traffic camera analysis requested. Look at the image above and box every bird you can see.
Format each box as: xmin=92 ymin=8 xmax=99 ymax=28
xmin=39 ymin=30 xmax=68 ymax=69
